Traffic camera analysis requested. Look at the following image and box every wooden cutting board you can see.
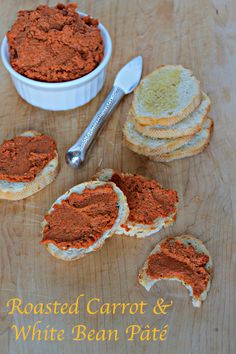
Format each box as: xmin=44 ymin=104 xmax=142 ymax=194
xmin=0 ymin=0 xmax=235 ymax=353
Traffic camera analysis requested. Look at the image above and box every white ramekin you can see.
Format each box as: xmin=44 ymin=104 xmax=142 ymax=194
xmin=1 ymin=12 xmax=112 ymax=111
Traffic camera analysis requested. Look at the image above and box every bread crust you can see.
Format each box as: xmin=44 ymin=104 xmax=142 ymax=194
xmin=150 ymin=118 xmax=214 ymax=162
xmin=42 ymin=181 xmax=129 ymax=261
xmin=138 ymin=234 xmax=213 ymax=308
xmin=0 ymin=131 xmax=59 ymax=200
xmin=133 ymin=92 xmax=211 ymax=139
xmin=123 ymin=115 xmax=194 ymax=156
xmin=132 ymin=65 xmax=201 ymax=126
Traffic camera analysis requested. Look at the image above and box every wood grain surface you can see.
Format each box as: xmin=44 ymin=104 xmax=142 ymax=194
xmin=0 ymin=0 xmax=236 ymax=353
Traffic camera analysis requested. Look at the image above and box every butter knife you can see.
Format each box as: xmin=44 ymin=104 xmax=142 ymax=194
xmin=66 ymin=56 xmax=143 ymax=168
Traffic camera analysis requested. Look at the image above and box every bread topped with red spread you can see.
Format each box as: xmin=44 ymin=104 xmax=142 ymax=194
xmin=0 ymin=131 xmax=59 ymax=200
xmin=95 ymin=169 xmax=178 ymax=238
xmin=41 ymin=181 xmax=129 ymax=261
xmin=139 ymin=235 xmax=213 ymax=307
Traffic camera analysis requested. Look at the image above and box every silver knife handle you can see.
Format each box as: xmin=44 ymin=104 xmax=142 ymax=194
xmin=66 ymin=86 xmax=125 ymax=168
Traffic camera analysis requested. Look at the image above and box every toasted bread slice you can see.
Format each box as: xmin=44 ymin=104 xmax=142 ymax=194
xmin=132 ymin=65 xmax=201 ymax=126
xmin=123 ymin=114 xmax=193 ymax=156
xmin=94 ymin=169 xmax=178 ymax=238
xmin=134 ymin=92 xmax=211 ymax=139
xmin=150 ymin=118 xmax=213 ymax=162
xmin=0 ymin=131 xmax=59 ymax=201
xmin=41 ymin=181 xmax=129 ymax=261
xmin=139 ymin=235 xmax=213 ymax=308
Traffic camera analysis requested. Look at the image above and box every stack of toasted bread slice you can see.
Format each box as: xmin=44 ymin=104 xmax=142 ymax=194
xmin=123 ymin=65 xmax=214 ymax=162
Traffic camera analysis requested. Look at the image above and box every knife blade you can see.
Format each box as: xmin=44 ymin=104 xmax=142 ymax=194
xmin=114 ymin=55 xmax=143 ymax=94
xmin=66 ymin=56 xmax=143 ymax=169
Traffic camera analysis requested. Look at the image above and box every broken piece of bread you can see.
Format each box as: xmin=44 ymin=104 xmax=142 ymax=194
xmin=139 ymin=235 xmax=213 ymax=307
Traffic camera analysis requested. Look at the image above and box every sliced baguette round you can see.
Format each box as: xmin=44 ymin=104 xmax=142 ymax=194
xmin=0 ymin=131 xmax=59 ymax=201
xmin=95 ymin=169 xmax=178 ymax=238
xmin=138 ymin=234 xmax=213 ymax=308
xmin=123 ymin=115 xmax=193 ymax=156
xmin=150 ymin=118 xmax=214 ymax=162
xmin=132 ymin=65 xmax=201 ymax=126
xmin=42 ymin=181 xmax=129 ymax=261
xmin=134 ymin=92 xmax=211 ymax=139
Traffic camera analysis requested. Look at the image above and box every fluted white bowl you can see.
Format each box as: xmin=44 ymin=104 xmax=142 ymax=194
xmin=1 ymin=12 xmax=112 ymax=111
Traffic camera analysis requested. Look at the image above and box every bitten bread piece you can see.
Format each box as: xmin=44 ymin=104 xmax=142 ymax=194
xmin=0 ymin=131 xmax=59 ymax=200
xmin=132 ymin=65 xmax=201 ymax=126
xmin=41 ymin=181 xmax=129 ymax=261
xmin=150 ymin=118 xmax=213 ymax=162
xmin=123 ymin=114 xmax=193 ymax=156
xmin=139 ymin=235 xmax=213 ymax=308
xmin=95 ymin=169 xmax=178 ymax=238
xmin=134 ymin=92 xmax=211 ymax=139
